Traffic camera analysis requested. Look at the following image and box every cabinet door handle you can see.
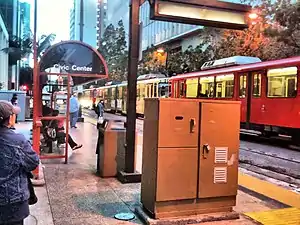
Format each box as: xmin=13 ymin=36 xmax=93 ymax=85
xmin=202 ymin=144 xmax=210 ymax=159
xmin=190 ymin=118 xmax=195 ymax=133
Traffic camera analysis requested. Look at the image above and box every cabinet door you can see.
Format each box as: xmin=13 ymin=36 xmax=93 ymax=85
xmin=198 ymin=103 xmax=240 ymax=198
xmin=158 ymin=100 xmax=199 ymax=148
xmin=156 ymin=148 xmax=198 ymax=201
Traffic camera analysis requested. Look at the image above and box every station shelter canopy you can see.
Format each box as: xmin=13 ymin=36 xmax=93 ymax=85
xmin=39 ymin=41 xmax=108 ymax=86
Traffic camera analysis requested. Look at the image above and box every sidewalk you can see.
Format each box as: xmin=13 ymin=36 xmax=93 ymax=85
xmin=16 ymin=122 xmax=298 ymax=225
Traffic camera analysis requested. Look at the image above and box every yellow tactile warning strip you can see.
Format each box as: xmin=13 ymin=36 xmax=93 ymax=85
xmin=238 ymin=172 xmax=300 ymax=208
xmin=245 ymin=207 xmax=300 ymax=225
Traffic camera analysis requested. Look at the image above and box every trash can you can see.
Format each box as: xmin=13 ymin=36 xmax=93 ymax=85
xmin=96 ymin=119 xmax=126 ymax=177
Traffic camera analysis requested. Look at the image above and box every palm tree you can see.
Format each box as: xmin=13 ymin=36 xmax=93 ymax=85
xmin=1 ymin=33 xmax=56 ymax=66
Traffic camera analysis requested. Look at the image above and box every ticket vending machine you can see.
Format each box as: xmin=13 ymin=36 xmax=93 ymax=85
xmin=141 ymin=98 xmax=240 ymax=219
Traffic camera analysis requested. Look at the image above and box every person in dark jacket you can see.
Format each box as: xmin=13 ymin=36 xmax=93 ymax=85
xmin=10 ymin=94 xmax=18 ymax=128
xmin=93 ymin=99 xmax=104 ymax=118
xmin=0 ymin=100 xmax=39 ymax=225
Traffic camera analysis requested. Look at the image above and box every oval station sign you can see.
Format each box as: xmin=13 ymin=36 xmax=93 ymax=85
xmin=39 ymin=41 xmax=108 ymax=76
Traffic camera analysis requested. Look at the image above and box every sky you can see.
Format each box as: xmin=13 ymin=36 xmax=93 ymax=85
xmin=22 ymin=0 xmax=73 ymax=43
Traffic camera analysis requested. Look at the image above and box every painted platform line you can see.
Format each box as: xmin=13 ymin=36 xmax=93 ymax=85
xmin=238 ymin=172 xmax=300 ymax=208
xmin=245 ymin=207 xmax=300 ymax=225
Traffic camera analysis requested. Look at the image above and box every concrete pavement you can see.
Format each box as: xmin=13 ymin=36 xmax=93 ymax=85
xmin=15 ymin=121 xmax=296 ymax=225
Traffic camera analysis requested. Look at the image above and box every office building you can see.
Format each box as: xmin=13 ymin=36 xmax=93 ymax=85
xmin=69 ymin=0 xmax=97 ymax=48
xmin=139 ymin=1 xmax=201 ymax=52
xmin=96 ymin=0 xmax=107 ymax=47
xmin=0 ymin=0 xmax=21 ymax=90
xmin=101 ymin=0 xmax=202 ymax=55
xmin=0 ymin=14 xmax=9 ymax=90
xmin=20 ymin=2 xmax=31 ymax=39
xmin=20 ymin=2 xmax=31 ymax=67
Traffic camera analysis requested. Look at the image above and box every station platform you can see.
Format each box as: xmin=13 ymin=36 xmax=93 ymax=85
xmin=13 ymin=120 xmax=300 ymax=225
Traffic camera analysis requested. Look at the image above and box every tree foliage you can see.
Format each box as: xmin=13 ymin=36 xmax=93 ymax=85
xmin=138 ymin=47 xmax=168 ymax=75
xmin=1 ymin=34 xmax=56 ymax=66
xmin=264 ymin=0 xmax=300 ymax=54
xmin=167 ymin=43 xmax=214 ymax=75
xmin=214 ymin=0 xmax=300 ymax=61
xmin=98 ymin=20 xmax=128 ymax=81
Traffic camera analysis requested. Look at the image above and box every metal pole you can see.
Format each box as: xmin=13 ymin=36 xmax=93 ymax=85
xmin=32 ymin=0 xmax=39 ymax=176
xmin=125 ymin=0 xmax=140 ymax=173
xmin=79 ymin=0 xmax=84 ymax=42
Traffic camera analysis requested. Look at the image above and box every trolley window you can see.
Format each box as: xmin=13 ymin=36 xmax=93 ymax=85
xmin=111 ymin=88 xmax=115 ymax=100
xmin=216 ymin=74 xmax=234 ymax=98
xmin=186 ymin=78 xmax=198 ymax=98
xmin=199 ymin=76 xmax=214 ymax=98
xmin=253 ymin=72 xmax=261 ymax=97
xmin=154 ymin=83 xmax=158 ymax=97
xmin=179 ymin=81 xmax=185 ymax=97
xmin=150 ymin=84 xmax=153 ymax=97
xmin=267 ymin=67 xmax=297 ymax=98
xmin=137 ymin=85 xmax=140 ymax=100
xmin=174 ymin=81 xmax=179 ymax=97
xmin=239 ymin=74 xmax=247 ymax=98
xmin=140 ymin=84 xmax=146 ymax=98
xmin=158 ymin=83 xmax=169 ymax=98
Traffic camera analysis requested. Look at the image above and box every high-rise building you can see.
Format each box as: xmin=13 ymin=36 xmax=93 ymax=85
xmin=96 ymin=0 xmax=107 ymax=47
xmin=69 ymin=0 xmax=97 ymax=48
xmin=0 ymin=14 xmax=9 ymax=90
xmin=0 ymin=0 xmax=21 ymax=90
xmin=20 ymin=2 xmax=31 ymax=39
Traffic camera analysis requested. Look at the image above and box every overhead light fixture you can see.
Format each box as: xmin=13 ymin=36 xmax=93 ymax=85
xmin=149 ymin=0 xmax=252 ymax=30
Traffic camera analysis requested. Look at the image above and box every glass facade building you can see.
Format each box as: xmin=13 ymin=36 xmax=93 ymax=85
xmin=96 ymin=0 xmax=107 ymax=47
xmin=102 ymin=1 xmax=202 ymax=52
xmin=139 ymin=1 xmax=201 ymax=51
xmin=69 ymin=0 xmax=98 ymax=48
xmin=0 ymin=14 xmax=9 ymax=90
xmin=0 ymin=0 xmax=20 ymax=90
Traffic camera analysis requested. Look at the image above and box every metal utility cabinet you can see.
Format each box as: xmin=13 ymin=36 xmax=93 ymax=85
xmin=97 ymin=120 xmax=126 ymax=178
xmin=141 ymin=98 xmax=240 ymax=219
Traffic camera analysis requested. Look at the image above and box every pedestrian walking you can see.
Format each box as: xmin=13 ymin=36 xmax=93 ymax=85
xmin=0 ymin=100 xmax=39 ymax=225
xmin=69 ymin=93 xmax=79 ymax=128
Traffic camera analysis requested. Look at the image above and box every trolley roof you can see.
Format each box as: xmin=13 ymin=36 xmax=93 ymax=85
xmin=170 ymin=56 xmax=300 ymax=80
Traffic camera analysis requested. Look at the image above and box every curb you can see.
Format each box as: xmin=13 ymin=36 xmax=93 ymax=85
xmin=32 ymin=166 xmax=46 ymax=187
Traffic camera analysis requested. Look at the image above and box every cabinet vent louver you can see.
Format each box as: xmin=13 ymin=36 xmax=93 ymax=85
xmin=215 ymin=147 xmax=228 ymax=163
xmin=214 ymin=167 xmax=227 ymax=183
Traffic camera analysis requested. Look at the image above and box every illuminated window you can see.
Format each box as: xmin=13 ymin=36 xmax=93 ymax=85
xmin=267 ymin=67 xmax=297 ymax=98
xmin=239 ymin=74 xmax=247 ymax=98
xmin=137 ymin=86 xmax=140 ymax=99
xmin=253 ymin=73 xmax=261 ymax=97
xmin=216 ymin=74 xmax=234 ymax=98
xmin=140 ymin=84 xmax=145 ymax=98
xmin=199 ymin=76 xmax=214 ymax=98
xmin=179 ymin=81 xmax=185 ymax=97
xmin=186 ymin=78 xmax=198 ymax=98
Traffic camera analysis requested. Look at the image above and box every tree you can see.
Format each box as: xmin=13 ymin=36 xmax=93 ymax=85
xmin=213 ymin=0 xmax=296 ymax=61
xmin=98 ymin=20 xmax=128 ymax=81
xmin=166 ymin=43 xmax=214 ymax=76
xmin=1 ymin=33 xmax=56 ymax=66
xmin=138 ymin=46 xmax=168 ymax=75
xmin=264 ymin=0 xmax=300 ymax=54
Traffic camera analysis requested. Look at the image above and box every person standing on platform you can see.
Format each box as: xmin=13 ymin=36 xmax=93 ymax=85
xmin=10 ymin=94 xmax=18 ymax=128
xmin=93 ymin=99 xmax=104 ymax=120
xmin=69 ymin=93 xmax=79 ymax=129
xmin=0 ymin=100 xmax=39 ymax=225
